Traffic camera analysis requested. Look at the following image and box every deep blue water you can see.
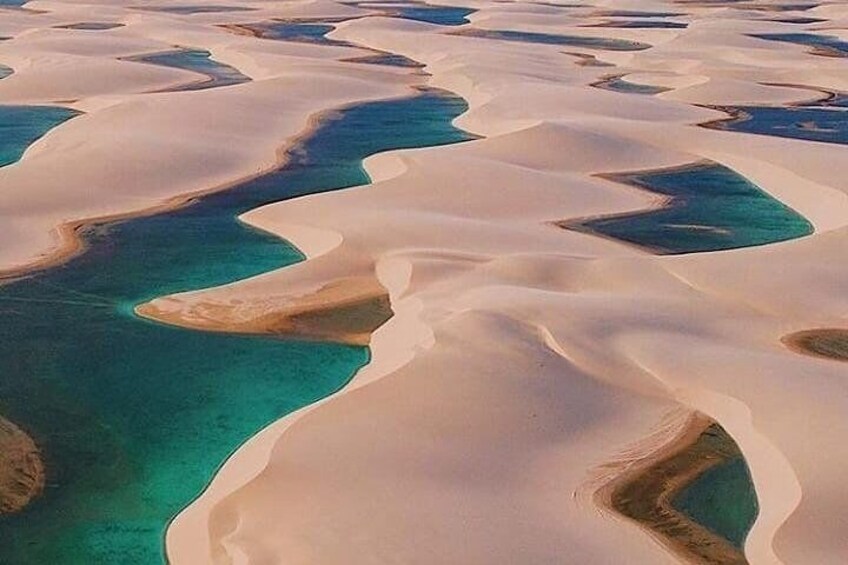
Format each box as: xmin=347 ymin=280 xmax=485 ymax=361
xmin=568 ymin=162 xmax=813 ymax=254
xmin=600 ymin=10 xmax=686 ymax=17
xmin=751 ymin=32 xmax=848 ymax=56
xmin=134 ymin=5 xmax=255 ymax=14
xmin=0 ymin=106 xmax=80 ymax=168
xmin=771 ymin=16 xmax=827 ymax=23
xmin=365 ymin=2 xmax=475 ymax=25
xmin=248 ymin=22 xmax=353 ymax=47
xmin=591 ymin=20 xmax=688 ymax=29
xmin=0 ymin=90 xmax=474 ymax=564
xmin=711 ymin=93 xmax=848 ymax=145
xmin=129 ymin=49 xmax=251 ymax=92
xmin=454 ymin=28 xmax=652 ymax=51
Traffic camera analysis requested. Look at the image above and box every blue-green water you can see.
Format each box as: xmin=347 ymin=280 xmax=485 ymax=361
xmin=129 ymin=49 xmax=251 ymax=92
xmin=248 ymin=22 xmax=354 ymax=47
xmin=711 ymin=93 xmax=848 ymax=145
xmin=388 ymin=3 xmax=475 ymax=25
xmin=454 ymin=28 xmax=652 ymax=51
xmin=751 ymin=32 xmax=848 ymax=56
xmin=674 ymin=457 xmax=759 ymax=548
xmin=251 ymin=1 xmax=474 ymax=45
xmin=346 ymin=1 xmax=476 ymax=25
xmin=0 ymin=65 xmax=12 ymax=79
xmin=0 ymin=106 xmax=80 ymax=168
xmin=0 ymin=89 xmax=474 ymax=564
xmin=570 ymin=162 xmax=813 ymax=254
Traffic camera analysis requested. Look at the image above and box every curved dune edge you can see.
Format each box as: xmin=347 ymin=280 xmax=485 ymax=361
xmin=557 ymin=159 xmax=815 ymax=255
xmin=1 ymin=1 xmax=847 ymax=564
xmin=0 ymin=0 xmax=420 ymax=274
xmin=137 ymin=275 xmax=393 ymax=346
xmin=782 ymin=328 xmax=848 ymax=362
xmin=698 ymin=84 xmax=843 ymax=133
xmin=596 ymin=411 xmax=749 ymax=565
xmin=0 ymin=416 xmax=44 ymax=515
xmin=162 ymin=5 xmax=848 ymax=565
xmin=0 ymin=93 xmax=411 ymax=284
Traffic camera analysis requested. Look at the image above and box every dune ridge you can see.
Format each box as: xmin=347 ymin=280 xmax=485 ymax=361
xmin=153 ymin=4 xmax=848 ymax=565
xmin=1 ymin=0 xmax=847 ymax=564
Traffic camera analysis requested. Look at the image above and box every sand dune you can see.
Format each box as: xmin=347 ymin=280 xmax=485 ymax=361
xmin=2 ymin=0 xmax=848 ymax=563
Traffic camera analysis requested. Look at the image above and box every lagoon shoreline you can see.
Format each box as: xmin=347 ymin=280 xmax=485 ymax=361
xmin=1 ymin=0 xmax=848 ymax=564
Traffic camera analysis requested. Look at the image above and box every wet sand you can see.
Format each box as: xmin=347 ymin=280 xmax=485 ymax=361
xmin=783 ymin=328 xmax=848 ymax=362
xmin=0 ymin=416 xmax=44 ymax=515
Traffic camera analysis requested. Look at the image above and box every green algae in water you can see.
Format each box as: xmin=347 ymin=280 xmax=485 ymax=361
xmin=571 ymin=163 xmax=813 ymax=254
xmin=0 ymin=106 xmax=80 ymax=167
xmin=0 ymin=90 xmax=474 ymax=564
xmin=674 ymin=457 xmax=759 ymax=548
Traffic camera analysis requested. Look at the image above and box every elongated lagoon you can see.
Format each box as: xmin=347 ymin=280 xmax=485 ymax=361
xmin=0 ymin=106 xmax=80 ymax=168
xmin=564 ymin=162 xmax=812 ymax=254
xmin=706 ymin=92 xmax=848 ymax=145
xmin=750 ymin=32 xmax=848 ymax=57
xmin=0 ymin=89 xmax=473 ymax=564
xmin=451 ymin=28 xmax=652 ymax=51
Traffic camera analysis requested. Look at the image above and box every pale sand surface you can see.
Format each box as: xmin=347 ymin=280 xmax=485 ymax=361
xmin=3 ymin=0 xmax=848 ymax=563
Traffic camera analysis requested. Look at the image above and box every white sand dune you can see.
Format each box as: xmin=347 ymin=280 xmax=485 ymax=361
xmin=3 ymin=0 xmax=848 ymax=563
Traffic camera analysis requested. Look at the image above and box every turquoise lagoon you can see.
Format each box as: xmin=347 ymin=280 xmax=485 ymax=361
xmin=751 ymin=32 xmax=848 ymax=56
xmin=590 ymin=20 xmax=688 ymax=28
xmin=344 ymin=1 xmax=476 ymax=25
xmin=0 ymin=90 xmax=474 ymax=564
xmin=568 ymin=162 xmax=813 ymax=254
xmin=0 ymin=106 xmax=80 ymax=168
xmin=674 ymin=457 xmax=759 ymax=549
xmin=56 ymin=22 xmax=125 ymax=31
